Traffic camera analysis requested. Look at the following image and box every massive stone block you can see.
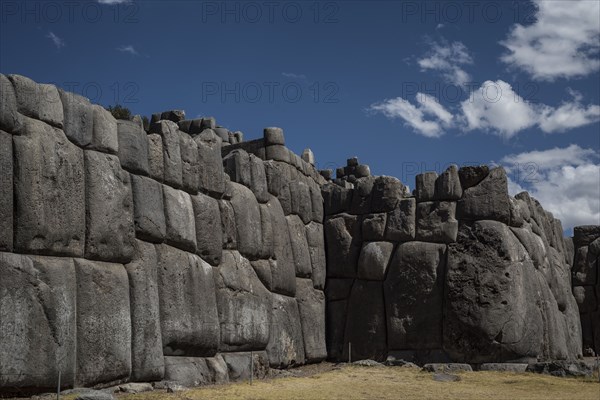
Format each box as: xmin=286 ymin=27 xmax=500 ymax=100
xmin=59 ymin=89 xmax=93 ymax=147
xmin=221 ymin=351 xmax=269 ymax=382
xmin=573 ymin=246 xmax=597 ymax=286
xmin=229 ymin=182 xmax=262 ymax=260
xmin=287 ymin=215 xmax=312 ymax=278
xmin=415 ymin=201 xmax=458 ymax=244
xmin=219 ymin=199 xmax=237 ymax=250
xmin=290 ymin=179 xmax=313 ymax=224
xmin=343 ymin=280 xmax=387 ymax=361
xmin=0 ymin=73 xmax=22 ymax=133
xmin=384 ymin=242 xmax=446 ymax=350
xmin=14 ymin=117 xmax=85 ymax=257
xmin=444 ymin=221 xmax=577 ymax=363
xmin=349 ymin=176 xmax=375 ymax=215
xmin=153 ymin=120 xmax=182 ymax=188
xmin=266 ymin=294 xmax=306 ymax=367
xmin=125 ymin=240 xmax=165 ymax=382
xmin=75 ymin=259 xmax=132 ymax=386
xmin=224 ymin=149 xmax=252 ymax=188
xmin=9 ymin=74 xmax=63 ymax=128
xmin=250 ymin=154 xmax=269 ymax=203
xmin=117 ymin=119 xmax=149 ymax=176
xmin=325 ymin=214 xmax=361 ymax=278
xmin=322 ymin=183 xmax=353 ymax=215
xmin=371 ymin=176 xmax=406 ymax=212
xmin=215 ymin=251 xmax=272 ymax=351
xmin=458 ymin=165 xmax=489 ymax=190
xmin=362 ymin=213 xmax=387 ymax=242
xmin=264 ymin=160 xmax=290 ymax=197
xmin=156 ymin=244 xmax=220 ymax=356
xmin=457 ymin=167 xmax=510 ymax=224
xmin=179 ymin=130 xmax=200 ymax=193
xmin=163 ymin=185 xmax=197 ymax=253
xmin=0 ymin=131 xmax=12 ymax=251
xmin=131 ymin=174 xmax=166 ymax=243
xmin=92 ymin=104 xmax=119 ymax=155
xmin=84 ymin=150 xmax=136 ymax=263
xmin=164 ymin=357 xmax=213 ymax=387
xmin=0 ymin=254 xmax=76 ymax=390
xmin=192 ymin=193 xmax=223 ymax=266
xmin=310 ymin=182 xmax=324 ymax=222
xmin=194 ymin=128 xmax=226 ymax=196
xmin=385 ymin=198 xmax=416 ymax=242
xmin=435 ymin=165 xmax=462 ymax=201
xmin=306 ymin=222 xmax=326 ymax=289
xmin=296 ymin=278 xmax=327 ymax=362
xmin=416 ymin=172 xmax=437 ymax=202
xmin=267 ymin=196 xmax=297 ymax=296
xmin=326 ymin=299 xmax=349 ymax=360
xmin=147 ymin=133 xmax=164 ymax=181
xmin=259 ymin=203 xmax=274 ymax=260
xmin=357 ymin=241 xmax=395 ymax=281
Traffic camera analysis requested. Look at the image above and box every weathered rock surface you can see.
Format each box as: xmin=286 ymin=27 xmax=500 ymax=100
xmin=194 ymin=129 xmax=226 ymax=196
xmin=179 ymin=130 xmax=200 ymax=193
xmin=296 ymin=279 xmax=327 ymax=362
xmin=147 ymin=133 xmax=164 ymax=181
xmin=415 ymin=201 xmax=458 ymax=243
xmin=435 ymin=165 xmax=462 ymax=201
xmin=306 ymin=222 xmax=326 ymax=289
xmin=221 ymin=352 xmax=269 ymax=381
xmin=153 ymin=121 xmax=182 ymax=188
xmin=163 ymin=357 xmax=213 ymax=387
xmin=13 ymin=118 xmax=85 ymax=257
xmin=117 ymin=119 xmax=149 ymax=176
xmin=266 ymin=196 xmax=297 ymax=296
xmin=385 ymin=198 xmax=416 ymax=242
xmin=457 ymin=167 xmax=510 ymax=224
xmin=75 ymin=259 xmax=131 ymax=386
xmin=85 ymin=150 xmax=135 ymax=262
xmin=163 ymin=186 xmax=197 ymax=252
xmin=325 ymin=214 xmax=361 ymax=278
xmin=192 ymin=193 xmax=223 ymax=266
xmin=9 ymin=74 xmax=63 ymax=128
xmin=0 ymin=131 xmax=13 ymax=251
xmin=357 ymin=241 xmax=394 ymax=281
xmin=266 ymin=294 xmax=305 ymax=367
xmin=229 ymin=182 xmax=262 ymax=260
xmin=156 ymin=244 xmax=220 ymax=357
xmin=215 ymin=251 xmax=272 ymax=351
xmin=0 ymin=74 xmax=21 ymax=133
xmin=131 ymin=174 xmax=166 ymax=243
xmin=287 ymin=215 xmax=312 ymax=278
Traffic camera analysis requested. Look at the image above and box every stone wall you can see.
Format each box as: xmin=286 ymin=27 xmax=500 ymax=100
xmin=0 ymin=74 xmax=326 ymax=394
xmin=571 ymin=226 xmax=600 ymax=356
xmin=323 ymin=159 xmax=582 ymax=364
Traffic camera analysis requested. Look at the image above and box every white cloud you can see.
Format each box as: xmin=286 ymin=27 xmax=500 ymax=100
xmin=46 ymin=32 xmax=65 ymax=49
xmin=368 ymin=93 xmax=452 ymax=138
xmin=117 ymin=45 xmax=139 ymax=56
xmin=500 ymin=0 xmax=600 ymax=81
xmin=417 ymin=40 xmax=473 ymax=86
xmin=282 ymin=72 xmax=307 ymax=80
xmin=98 ymin=0 xmax=131 ymax=4
xmin=461 ymin=80 xmax=600 ymax=138
xmin=502 ymin=145 xmax=600 ymax=231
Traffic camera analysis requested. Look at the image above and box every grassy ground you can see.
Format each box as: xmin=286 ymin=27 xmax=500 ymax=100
xmin=117 ymin=365 xmax=600 ymax=400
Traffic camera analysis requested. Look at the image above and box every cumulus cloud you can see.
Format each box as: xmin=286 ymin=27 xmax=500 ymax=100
xmin=282 ymin=72 xmax=308 ymax=80
xmin=117 ymin=45 xmax=139 ymax=56
xmin=417 ymin=40 xmax=473 ymax=86
xmin=368 ymin=93 xmax=452 ymax=138
xmin=500 ymin=0 xmax=600 ymax=81
xmin=98 ymin=0 xmax=131 ymax=4
xmin=461 ymin=80 xmax=600 ymax=138
xmin=46 ymin=32 xmax=65 ymax=49
xmin=501 ymin=145 xmax=600 ymax=231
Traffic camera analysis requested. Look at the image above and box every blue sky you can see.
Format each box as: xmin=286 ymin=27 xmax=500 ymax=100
xmin=1 ymin=0 xmax=599 ymax=232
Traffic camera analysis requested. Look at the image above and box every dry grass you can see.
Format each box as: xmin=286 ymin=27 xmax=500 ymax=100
xmin=118 ymin=365 xmax=600 ymax=400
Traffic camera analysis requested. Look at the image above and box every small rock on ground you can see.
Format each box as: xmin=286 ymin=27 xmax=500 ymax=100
xmin=433 ymin=373 xmax=461 ymax=382
xmin=353 ymin=359 xmax=384 ymax=367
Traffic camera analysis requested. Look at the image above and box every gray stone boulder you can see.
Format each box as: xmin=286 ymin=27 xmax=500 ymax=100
xmin=306 ymin=222 xmax=326 ymax=289
xmin=287 ymin=215 xmax=312 ymax=278
xmin=206 ymin=354 xmax=230 ymax=384
xmin=574 ymin=225 xmax=600 ymax=247
xmin=325 ymin=214 xmax=361 ymax=278
xmin=250 ymin=154 xmax=269 ymax=203
xmin=479 ymin=363 xmax=528 ymax=372
xmin=343 ymin=280 xmax=387 ymax=361
xmin=192 ymin=193 xmax=223 ymax=266
xmin=574 ymin=286 xmax=596 ymax=313
xmin=423 ymin=363 xmax=472 ymax=373
xmin=385 ymin=198 xmax=416 ymax=242
xmin=223 ymin=149 xmax=252 ymax=188
xmin=444 ymin=220 xmax=576 ymax=363
xmin=266 ymin=196 xmax=297 ymax=296
xmin=59 ymin=89 xmax=94 ymax=147
xmin=573 ymin=246 xmax=596 ymax=285
xmin=357 ymin=241 xmax=395 ymax=281
xmin=362 ymin=213 xmax=387 ymax=241
xmin=264 ymin=127 xmax=285 ymax=145
xmin=117 ymin=119 xmax=149 ymax=176
xmin=0 ymin=74 xmax=22 ymax=133
xmin=92 ymin=105 xmax=119 ymax=155
xmin=152 ymin=120 xmax=182 ymax=188
xmin=371 ymin=176 xmax=406 ymax=212
xmin=416 ymin=172 xmax=437 ymax=202
xmin=259 ymin=203 xmax=274 ymax=259
xmin=435 ymin=165 xmax=462 ymax=200
xmin=13 ymin=117 xmax=85 ymax=257
xmin=264 ymin=160 xmax=290 ymax=197
xmin=219 ymin=200 xmax=237 ymax=250
xmin=310 ymin=182 xmax=324 ymax=222
xmin=161 ymin=110 xmax=186 ymax=122
xmin=194 ymin=129 xmax=226 ymax=196
xmin=221 ymin=351 xmax=269 ymax=382
xmin=349 ymin=176 xmax=375 ymax=215
xmin=230 ymin=182 xmax=262 ymax=260
xmin=0 ymin=131 xmax=12 ymax=251
xmin=266 ymin=294 xmax=306 ymax=367
xmin=84 ymin=151 xmax=136 ymax=263
xmin=131 ymin=174 xmax=166 ymax=243
xmin=9 ymin=74 xmax=63 ymax=128
xmin=250 ymin=259 xmax=274 ymax=290
xmin=215 ymin=251 xmax=272 ymax=351
xmin=75 ymin=259 xmax=131 ymax=386
xmin=290 ymin=179 xmax=313 ymax=224
xmin=296 ymin=279 xmax=327 ymax=362
xmin=164 ymin=357 xmax=214 ymax=387
xmin=326 ymin=299 xmax=349 ymax=360
xmin=457 ymin=167 xmax=510 ymax=224
xmin=74 ymin=390 xmax=116 ymax=400
xmin=156 ymin=244 xmax=220 ymax=356
xmin=179 ymin=130 xmax=200 ymax=193
xmin=125 ymin=240 xmax=164 ymax=382
xmin=0 ymin=254 xmax=76 ymax=389
xmin=458 ymin=165 xmax=489 ymax=189
xmin=163 ymin=186 xmax=197 ymax=253
xmin=322 ymin=183 xmax=353 ymax=215
xmin=384 ymin=242 xmax=446 ymax=349
xmin=415 ymin=201 xmax=458 ymax=243
xmin=147 ymin=133 xmax=164 ymax=181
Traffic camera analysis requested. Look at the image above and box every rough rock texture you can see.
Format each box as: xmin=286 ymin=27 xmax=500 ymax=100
xmin=295 ymin=279 xmax=327 ymax=362
xmin=153 ymin=121 xmax=182 ymax=188
xmin=306 ymin=222 xmax=326 ymax=289
xmin=179 ymin=130 xmax=200 ymax=193
xmin=125 ymin=241 xmax=164 ymax=382
xmin=415 ymin=201 xmax=458 ymax=244
xmin=117 ymin=119 xmax=149 ymax=176
xmin=0 ymin=74 xmax=22 ymax=133
xmin=325 ymin=214 xmax=361 ymax=278
xmin=229 ymin=182 xmax=262 ymax=260
xmin=163 ymin=186 xmax=197 ymax=253
xmin=84 ymin=150 xmax=135 ymax=263
xmin=192 ymin=193 xmax=223 ymax=266
xmin=194 ymin=129 xmax=226 ymax=196
xmin=221 ymin=352 xmax=269 ymax=382
xmin=0 ymin=131 xmax=13 ymax=251
xmin=13 ymin=118 xmax=85 ymax=257
xmin=156 ymin=244 xmax=220 ymax=357
xmin=457 ymin=167 xmax=510 ymax=224
xmin=215 ymin=251 xmax=272 ymax=351
xmin=266 ymin=294 xmax=305 ymax=367
xmin=267 ymin=196 xmax=297 ymax=296
xmin=147 ymin=133 xmax=164 ymax=181
xmin=357 ymin=241 xmax=394 ymax=281
xmin=287 ymin=215 xmax=312 ymax=278
xmin=385 ymin=198 xmax=416 ymax=242
xmin=9 ymin=75 xmax=63 ymax=128
xmin=131 ymin=174 xmax=166 ymax=243
xmin=75 ymin=259 xmax=131 ymax=386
